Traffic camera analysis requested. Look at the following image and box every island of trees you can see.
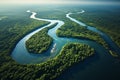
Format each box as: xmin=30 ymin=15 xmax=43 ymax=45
xmin=26 ymin=23 xmax=58 ymax=54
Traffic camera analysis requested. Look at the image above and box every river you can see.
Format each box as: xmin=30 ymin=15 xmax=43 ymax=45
xmin=11 ymin=9 xmax=120 ymax=80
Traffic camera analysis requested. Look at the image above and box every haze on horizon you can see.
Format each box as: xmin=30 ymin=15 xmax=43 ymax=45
xmin=0 ymin=0 xmax=120 ymax=5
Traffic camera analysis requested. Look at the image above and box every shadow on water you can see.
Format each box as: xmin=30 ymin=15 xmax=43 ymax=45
xmin=57 ymin=51 xmax=120 ymax=80
xmin=57 ymin=52 xmax=100 ymax=80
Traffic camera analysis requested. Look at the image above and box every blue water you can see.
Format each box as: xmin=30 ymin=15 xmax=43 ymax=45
xmin=11 ymin=10 xmax=120 ymax=80
xmin=58 ymin=11 xmax=120 ymax=80
xmin=67 ymin=11 xmax=120 ymax=54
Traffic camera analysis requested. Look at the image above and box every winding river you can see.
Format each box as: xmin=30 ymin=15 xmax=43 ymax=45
xmin=11 ymin=10 xmax=107 ymax=64
xmin=12 ymin=10 xmax=120 ymax=64
xmin=11 ymin=10 xmax=120 ymax=64
xmin=10 ymin=9 xmax=120 ymax=80
xmin=67 ymin=11 xmax=120 ymax=54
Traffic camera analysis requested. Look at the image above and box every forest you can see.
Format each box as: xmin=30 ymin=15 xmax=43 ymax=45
xmin=0 ymin=17 xmax=49 ymax=54
xmin=0 ymin=42 xmax=94 ymax=80
xmin=0 ymin=13 xmax=49 ymax=79
xmin=0 ymin=5 xmax=120 ymax=80
xmin=0 ymin=8 xmax=95 ymax=79
xmin=26 ymin=23 xmax=58 ymax=54
xmin=71 ymin=9 xmax=120 ymax=48
xmin=56 ymin=20 xmax=108 ymax=49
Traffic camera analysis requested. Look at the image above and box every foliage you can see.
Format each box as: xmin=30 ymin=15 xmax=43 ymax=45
xmin=0 ymin=11 xmax=95 ymax=80
xmin=0 ymin=18 xmax=49 ymax=54
xmin=56 ymin=20 xmax=108 ymax=49
xmin=71 ymin=9 xmax=120 ymax=48
xmin=26 ymin=23 xmax=58 ymax=54
xmin=0 ymin=13 xmax=95 ymax=79
xmin=0 ymin=43 xmax=94 ymax=80
xmin=1 ymin=5 xmax=120 ymax=80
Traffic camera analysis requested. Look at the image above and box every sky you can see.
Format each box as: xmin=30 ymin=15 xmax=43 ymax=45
xmin=0 ymin=0 xmax=120 ymax=5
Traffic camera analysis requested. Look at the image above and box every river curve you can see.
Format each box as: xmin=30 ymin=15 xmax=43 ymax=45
xmin=11 ymin=10 xmax=117 ymax=65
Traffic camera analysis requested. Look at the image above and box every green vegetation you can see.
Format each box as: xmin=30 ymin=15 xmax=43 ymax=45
xmin=56 ymin=20 xmax=108 ymax=49
xmin=71 ymin=9 xmax=120 ymax=48
xmin=0 ymin=43 xmax=94 ymax=80
xmin=0 ymin=11 xmax=95 ymax=79
xmin=0 ymin=18 xmax=49 ymax=53
xmin=0 ymin=15 xmax=49 ymax=79
xmin=36 ymin=43 xmax=94 ymax=80
xmin=26 ymin=23 xmax=58 ymax=54
xmin=1 ymin=5 xmax=120 ymax=80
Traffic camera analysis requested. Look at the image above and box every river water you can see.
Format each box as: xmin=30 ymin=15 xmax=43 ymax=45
xmin=11 ymin=10 xmax=120 ymax=80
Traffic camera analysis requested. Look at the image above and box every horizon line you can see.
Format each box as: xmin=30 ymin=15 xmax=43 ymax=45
xmin=0 ymin=1 xmax=120 ymax=5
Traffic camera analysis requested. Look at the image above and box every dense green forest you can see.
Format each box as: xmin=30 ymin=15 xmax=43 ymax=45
xmin=26 ymin=23 xmax=58 ymax=54
xmin=0 ymin=5 xmax=120 ymax=80
xmin=0 ymin=10 xmax=95 ymax=79
xmin=71 ymin=9 xmax=120 ymax=48
xmin=0 ymin=42 xmax=94 ymax=80
xmin=0 ymin=18 xmax=49 ymax=53
xmin=0 ymin=15 xmax=49 ymax=79
xmin=56 ymin=20 xmax=108 ymax=49
xmin=0 ymin=11 xmax=94 ymax=79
